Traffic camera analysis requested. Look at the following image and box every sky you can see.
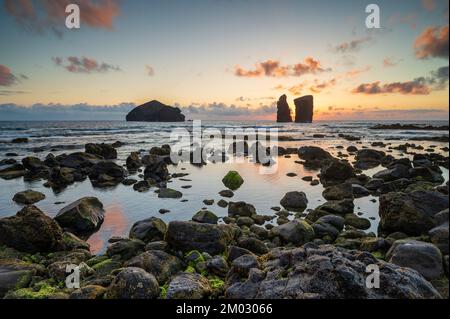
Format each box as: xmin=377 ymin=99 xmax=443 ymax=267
xmin=0 ymin=0 xmax=448 ymax=121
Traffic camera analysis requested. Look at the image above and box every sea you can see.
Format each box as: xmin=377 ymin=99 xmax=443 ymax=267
xmin=0 ymin=120 xmax=448 ymax=254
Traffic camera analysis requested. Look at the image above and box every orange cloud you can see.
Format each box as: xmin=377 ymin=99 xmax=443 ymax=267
xmin=309 ymin=78 xmax=337 ymax=93
xmin=4 ymin=0 xmax=120 ymax=36
xmin=346 ymin=66 xmax=371 ymax=77
xmin=234 ymin=57 xmax=330 ymax=78
xmin=383 ymin=57 xmax=400 ymax=68
xmin=414 ymin=25 xmax=449 ymax=59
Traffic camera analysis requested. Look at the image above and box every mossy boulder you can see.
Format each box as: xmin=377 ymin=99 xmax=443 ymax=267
xmin=54 ymin=197 xmax=105 ymax=235
xmin=12 ymin=190 xmax=46 ymax=205
xmin=166 ymin=273 xmax=212 ymax=299
xmin=69 ymin=285 xmax=107 ymax=299
xmin=0 ymin=205 xmax=64 ymax=253
xmin=166 ymin=221 xmax=236 ymax=255
xmin=129 ymin=217 xmax=167 ymax=243
xmin=192 ymin=210 xmax=219 ymax=224
xmin=222 ymin=171 xmax=244 ymax=190
xmin=270 ymin=219 xmax=315 ymax=246
xmin=105 ymin=267 xmax=160 ymax=299
xmin=125 ymin=250 xmax=184 ymax=284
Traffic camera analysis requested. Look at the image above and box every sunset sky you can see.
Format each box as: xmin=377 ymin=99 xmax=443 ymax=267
xmin=0 ymin=0 xmax=448 ymax=120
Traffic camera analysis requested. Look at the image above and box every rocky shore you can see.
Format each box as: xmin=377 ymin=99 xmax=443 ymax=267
xmin=0 ymin=138 xmax=449 ymax=299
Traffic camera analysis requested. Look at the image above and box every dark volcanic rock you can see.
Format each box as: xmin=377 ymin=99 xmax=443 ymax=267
xmin=54 ymin=197 xmax=105 ymax=235
xmin=0 ymin=205 xmax=64 ymax=253
xmin=224 ymin=245 xmax=441 ymax=299
xmin=129 ymin=217 xmax=167 ymax=243
xmin=379 ymin=191 xmax=449 ymax=236
xmin=320 ymin=160 xmax=355 ymax=186
xmin=294 ymin=95 xmax=314 ymax=123
xmin=166 ymin=221 xmax=235 ymax=255
xmin=85 ymin=143 xmax=117 ymax=160
xmin=276 ymin=94 xmax=292 ymax=123
xmin=387 ymin=240 xmax=444 ymax=280
xmin=106 ymin=267 xmax=159 ymax=299
xmin=12 ymin=190 xmax=46 ymax=205
xmin=126 ymin=100 xmax=185 ymax=122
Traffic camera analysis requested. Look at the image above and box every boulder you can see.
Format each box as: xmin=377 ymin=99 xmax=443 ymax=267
xmin=379 ymin=191 xmax=449 ymax=236
xmin=322 ymin=183 xmax=353 ymax=200
xmin=12 ymin=190 xmax=46 ymax=205
xmin=85 ymin=143 xmax=117 ymax=160
xmin=166 ymin=273 xmax=212 ymax=299
xmin=58 ymin=152 xmax=100 ymax=169
xmin=166 ymin=221 xmax=235 ymax=255
xmin=126 ymin=100 xmax=185 ymax=122
xmin=125 ymin=250 xmax=183 ymax=284
xmin=106 ymin=267 xmax=160 ymax=299
xmin=228 ymin=201 xmax=256 ymax=218
xmin=320 ymin=160 xmax=355 ymax=186
xmin=143 ymin=155 xmax=169 ymax=182
xmin=312 ymin=215 xmax=345 ymax=241
xmin=297 ymin=146 xmax=333 ymax=168
xmin=222 ymin=171 xmax=244 ymax=190
xmin=192 ymin=210 xmax=219 ymax=224
xmin=237 ymin=237 xmax=268 ymax=255
xmin=0 ymin=206 xmax=63 ymax=253
xmin=0 ymin=259 xmax=45 ymax=298
xmin=158 ymin=188 xmax=182 ymax=199
xmin=106 ymin=238 xmax=145 ymax=260
xmin=280 ymin=191 xmax=308 ymax=211
xmin=126 ymin=152 xmax=142 ymax=170
xmin=54 ymin=197 xmax=105 ymax=234
xmin=129 ymin=217 xmax=167 ymax=243
xmin=225 ymin=245 xmax=441 ymax=299
xmin=276 ymin=94 xmax=292 ymax=122
xmin=387 ymin=240 xmax=444 ymax=280
xmin=0 ymin=164 xmax=26 ymax=180
xmin=270 ymin=219 xmax=314 ymax=245
xmin=429 ymin=224 xmax=449 ymax=255
xmin=354 ymin=149 xmax=385 ymax=169
xmin=89 ymin=161 xmax=126 ymax=186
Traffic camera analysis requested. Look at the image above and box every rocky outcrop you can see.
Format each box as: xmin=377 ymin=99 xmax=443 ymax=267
xmin=225 ymin=245 xmax=441 ymax=299
xmin=12 ymin=190 xmax=46 ymax=205
xmin=294 ymin=95 xmax=314 ymax=123
xmin=126 ymin=100 xmax=185 ymax=122
xmin=276 ymin=95 xmax=292 ymax=122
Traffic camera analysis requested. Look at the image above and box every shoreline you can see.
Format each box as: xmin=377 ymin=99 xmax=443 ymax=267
xmin=0 ymin=127 xmax=449 ymax=299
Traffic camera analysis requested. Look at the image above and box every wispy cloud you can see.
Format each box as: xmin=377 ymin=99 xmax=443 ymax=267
xmin=52 ymin=56 xmax=121 ymax=74
xmin=333 ymin=36 xmax=373 ymax=53
xmin=422 ymin=0 xmax=437 ymax=11
xmin=234 ymin=57 xmax=331 ymax=78
xmin=414 ymin=25 xmax=449 ymax=59
xmin=4 ymin=0 xmax=120 ymax=37
xmin=383 ymin=57 xmax=401 ymax=67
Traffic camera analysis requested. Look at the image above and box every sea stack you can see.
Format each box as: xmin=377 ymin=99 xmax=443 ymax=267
xmin=294 ymin=95 xmax=314 ymax=123
xmin=126 ymin=100 xmax=185 ymax=122
xmin=276 ymin=94 xmax=292 ymax=122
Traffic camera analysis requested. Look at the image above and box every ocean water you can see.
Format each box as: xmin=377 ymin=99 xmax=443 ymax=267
xmin=0 ymin=120 xmax=448 ymax=254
